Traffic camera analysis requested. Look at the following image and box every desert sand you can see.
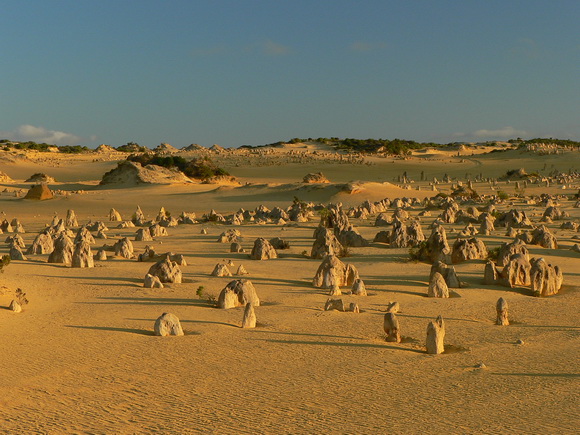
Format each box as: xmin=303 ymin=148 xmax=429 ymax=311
xmin=0 ymin=142 xmax=578 ymax=433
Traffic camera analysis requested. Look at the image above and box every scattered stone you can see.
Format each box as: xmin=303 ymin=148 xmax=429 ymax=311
xmin=451 ymin=237 xmax=487 ymax=263
xmin=303 ymin=172 xmax=330 ymax=184
xmin=496 ymin=297 xmax=509 ymax=326
xmin=149 ymin=223 xmax=168 ymax=237
xmin=9 ymin=299 xmax=22 ymax=313
xmin=430 ymin=261 xmax=461 ymax=288
xmin=530 ymin=257 xmax=563 ymax=297
xmin=498 ymin=239 xmax=529 ymax=267
xmin=211 ymin=263 xmax=232 ymax=277
xmin=217 ymin=279 xmax=259 ymax=309
xmin=428 ymin=272 xmax=449 ymax=298
xmin=312 ymin=255 xmax=359 ymax=289
xmin=230 ymin=242 xmax=245 ymax=253
xmin=154 ymin=313 xmax=183 ymax=336
xmin=236 ymin=264 xmax=249 ymax=275
xmin=241 ymin=303 xmax=257 ymax=328
xmin=426 ymin=315 xmax=445 ymax=355
xmin=383 ymin=312 xmax=401 ymax=343
xmin=144 ymin=273 xmax=164 ymax=288
xmin=71 ymin=241 xmax=94 ymax=268
xmin=48 ymin=234 xmax=74 ymax=264
xmin=135 ymin=228 xmax=153 ymax=241
xmin=351 ymin=278 xmax=367 ymax=296
xmin=113 ymin=237 xmax=134 ymax=259
xmin=324 ymin=298 xmax=344 ymax=311
xmin=148 ymin=256 xmax=182 ymax=283
xmin=109 ymin=208 xmax=122 ymax=222
xmin=499 ymin=254 xmax=531 ymax=287
xmin=311 ymin=227 xmax=344 ymax=258
xmin=217 ymin=229 xmax=241 ymax=243
xmin=250 ymin=237 xmax=277 ymax=260
xmin=26 ymin=232 xmax=54 ymax=255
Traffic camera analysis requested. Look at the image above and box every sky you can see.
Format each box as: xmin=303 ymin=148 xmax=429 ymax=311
xmin=1 ymin=0 xmax=578 ymax=148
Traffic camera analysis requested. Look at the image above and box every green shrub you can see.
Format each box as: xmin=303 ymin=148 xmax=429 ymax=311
xmin=0 ymin=255 xmax=11 ymax=272
xmin=487 ymin=247 xmax=500 ymax=261
xmin=126 ymin=153 xmax=229 ymax=180
xmin=497 ymin=191 xmax=509 ymax=200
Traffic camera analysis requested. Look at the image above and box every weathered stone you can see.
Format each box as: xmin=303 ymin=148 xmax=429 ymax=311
xmin=113 ymin=237 xmax=134 ymax=259
xmin=426 ymin=316 xmax=445 ymax=355
xmin=211 ymin=263 xmax=232 ymax=277
xmin=9 ymin=299 xmax=22 ymax=313
xmin=496 ymin=297 xmax=509 ymax=326
xmin=149 ymin=223 xmax=168 ymax=237
xmin=9 ymin=245 xmax=27 ymax=260
xmin=154 ymin=312 xmax=183 ymax=336
xmin=428 ymin=272 xmax=449 ymax=298
xmin=351 ymin=278 xmax=367 ymax=296
xmin=71 ymin=241 xmax=94 ymax=268
xmin=312 ymin=255 xmax=359 ymax=289
xmin=451 ymin=237 xmax=487 ymax=263
xmin=144 ymin=273 xmax=164 ymax=288
xmin=230 ymin=242 xmax=244 ymax=253
xmin=48 ymin=234 xmax=74 ymax=264
xmin=236 ymin=264 xmax=248 ymax=275
xmin=26 ymin=231 xmax=54 ymax=255
xmin=147 ymin=257 xmax=182 ymax=283
xmin=483 ymin=260 xmax=500 ymax=285
xmin=416 ymin=225 xmax=451 ymax=263
xmin=250 ymin=237 xmax=277 ymax=260
xmin=499 ymin=254 xmax=531 ymax=287
xmin=430 ymin=261 xmax=461 ymax=288
xmin=241 ymin=303 xmax=257 ymax=328
xmin=383 ymin=312 xmax=401 ymax=343
xmin=74 ymin=227 xmax=95 ymax=245
xmin=218 ymin=279 xmax=259 ymax=309
xmin=269 ymin=237 xmax=290 ymax=250
xmin=109 ymin=208 xmax=123 ymax=222
xmin=311 ymin=227 xmax=343 ymax=259
xmin=530 ymin=257 xmax=563 ymax=297
xmin=324 ymin=298 xmax=344 ymax=311
xmin=498 ymin=239 xmax=529 ymax=267
xmin=65 ymin=209 xmax=79 ymax=227
xmin=135 ymin=228 xmax=153 ymax=241
xmin=217 ymin=229 xmax=241 ymax=243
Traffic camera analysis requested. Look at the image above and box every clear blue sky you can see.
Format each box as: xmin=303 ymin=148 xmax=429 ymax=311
xmin=1 ymin=0 xmax=578 ymax=147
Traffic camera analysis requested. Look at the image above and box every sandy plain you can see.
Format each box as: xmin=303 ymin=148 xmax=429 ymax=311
xmin=0 ymin=143 xmax=578 ymax=433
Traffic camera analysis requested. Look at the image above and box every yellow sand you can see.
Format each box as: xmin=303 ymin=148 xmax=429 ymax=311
xmin=0 ymin=145 xmax=578 ymax=433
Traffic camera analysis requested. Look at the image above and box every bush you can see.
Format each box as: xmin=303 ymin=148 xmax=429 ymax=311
xmin=497 ymin=191 xmax=509 ymax=200
xmin=408 ymin=241 xmax=428 ymax=263
xmin=126 ymin=153 xmax=229 ymax=180
xmin=0 ymin=255 xmax=10 ymax=273
xmin=59 ymin=145 xmax=89 ymax=154
xmin=487 ymin=247 xmax=500 ymax=261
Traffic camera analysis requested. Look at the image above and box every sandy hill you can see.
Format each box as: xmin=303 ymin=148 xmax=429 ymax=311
xmin=153 ymin=143 xmax=179 ymax=153
xmin=100 ymin=161 xmax=194 ymax=186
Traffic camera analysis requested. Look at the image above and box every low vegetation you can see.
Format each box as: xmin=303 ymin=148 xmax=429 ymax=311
xmin=126 ymin=153 xmax=229 ymax=180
